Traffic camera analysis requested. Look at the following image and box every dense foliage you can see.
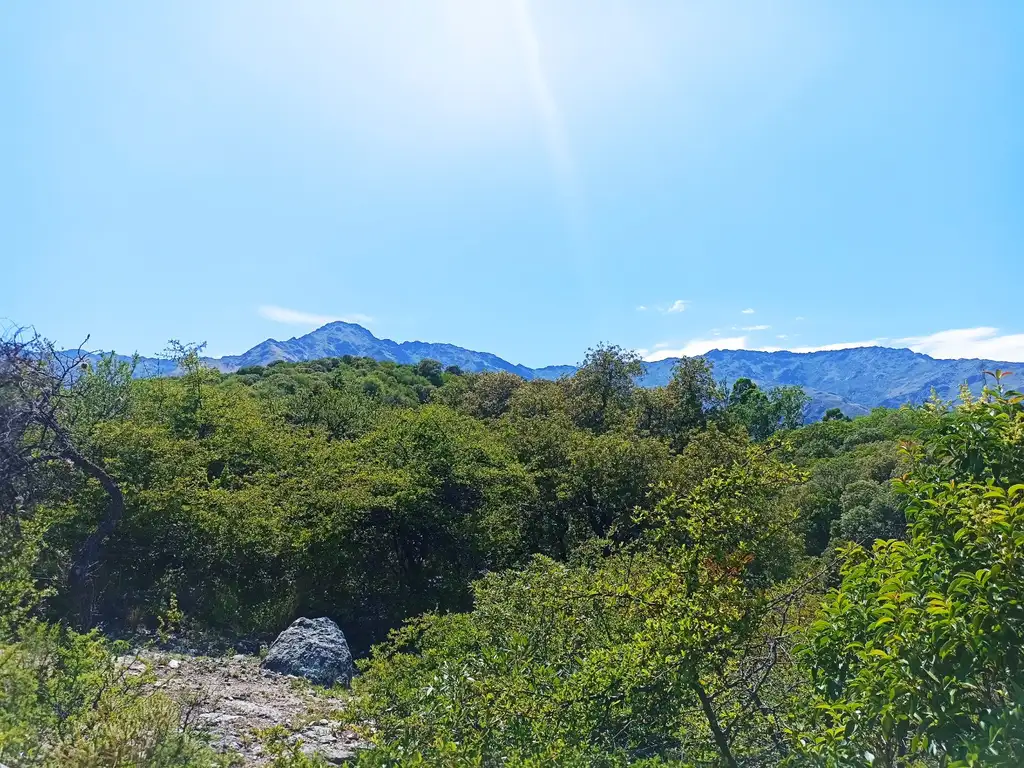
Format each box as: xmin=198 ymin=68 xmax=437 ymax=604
xmin=7 ymin=343 xmax=812 ymax=652
xmin=792 ymin=378 xmax=1024 ymax=766
xmin=0 ymin=622 xmax=224 ymax=767
xmin=3 ymin=330 xmax=1021 ymax=766
xmin=350 ymin=442 xmax=806 ymax=766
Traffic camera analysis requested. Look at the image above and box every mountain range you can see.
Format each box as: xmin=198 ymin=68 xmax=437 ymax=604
xmin=82 ymin=321 xmax=1020 ymax=422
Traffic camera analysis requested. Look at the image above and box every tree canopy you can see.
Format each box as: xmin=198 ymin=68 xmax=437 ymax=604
xmin=4 ymin=331 xmax=1017 ymax=766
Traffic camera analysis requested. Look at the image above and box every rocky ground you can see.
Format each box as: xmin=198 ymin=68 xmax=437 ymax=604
xmin=129 ymin=651 xmax=365 ymax=765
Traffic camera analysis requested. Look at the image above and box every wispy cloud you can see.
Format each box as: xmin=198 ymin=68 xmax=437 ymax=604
xmin=639 ymin=335 xmax=876 ymax=361
xmin=741 ymin=308 xmax=755 ymax=314
xmin=512 ymin=0 xmax=584 ymax=247
xmin=259 ymin=305 xmax=373 ymax=327
xmin=637 ymin=299 xmax=690 ymax=314
xmin=637 ymin=326 xmax=1024 ymax=363
xmin=742 ymin=324 xmax=770 ymax=331
xmin=638 ymin=335 xmax=748 ymax=361
xmin=748 ymin=327 xmax=1024 ymax=361
xmin=794 ymin=316 xmax=805 ymax=321
xmin=897 ymin=327 xmax=1024 ymax=361
xmin=513 ymin=0 xmax=570 ymax=180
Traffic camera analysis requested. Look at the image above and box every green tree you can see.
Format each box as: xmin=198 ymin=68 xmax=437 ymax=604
xmin=298 ymin=405 xmax=538 ymax=649
xmin=822 ymin=407 xmax=851 ymax=422
xmin=728 ymin=379 xmax=808 ymax=442
xmin=414 ymin=358 xmax=444 ymax=386
xmin=0 ymin=332 xmax=139 ymax=621
xmin=459 ymin=371 xmax=525 ymax=420
xmin=557 ymin=430 xmax=670 ymax=546
xmin=636 ymin=357 xmax=725 ymax=451
xmin=349 ymin=444 xmax=805 ymax=766
xmin=565 ymin=344 xmax=643 ymax=434
xmin=791 ymin=375 xmax=1024 ymax=766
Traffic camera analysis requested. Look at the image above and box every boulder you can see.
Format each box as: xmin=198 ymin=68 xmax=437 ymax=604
xmin=260 ymin=617 xmax=354 ymax=686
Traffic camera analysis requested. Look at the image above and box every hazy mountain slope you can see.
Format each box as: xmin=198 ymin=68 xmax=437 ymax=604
xmin=531 ymin=365 xmax=580 ymax=380
xmin=208 ymin=322 xmax=537 ymax=377
xmin=798 ymin=389 xmax=873 ymax=422
xmin=641 ymin=347 xmax=1016 ymax=417
xmin=700 ymin=347 xmax=1009 ymax=410
xmin=69 ymin=323 xmax=1020 ymax=420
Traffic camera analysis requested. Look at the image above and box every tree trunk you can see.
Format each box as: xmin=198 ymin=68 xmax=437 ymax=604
xmin=64 ymin=449 xmax=124 ymax=593
xmin=693 ymin=678 xmax=739 ymax=768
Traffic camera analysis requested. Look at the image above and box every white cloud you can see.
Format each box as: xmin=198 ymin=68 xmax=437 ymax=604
xmin=741 ymin=308 xmax=755 ymax=314
xmin=640 ymin=335 xmax=747 ymax=361
xmin=896 ymin=327 xmax=1024 ymax=362
xmin=742 ymin=324 xmax=770 ymax=331
xmin=639 ymin=299 xmax=689 ymax=314
xmin=259 ymin=305 xmax=373 ymax=327
xmin=760 ymin=328 xmax=1024 ymax=360
xmin=641 ymin=326 xmax=1024 ymax=363
xmin=794 ymin=316 xmax=805 ymax=321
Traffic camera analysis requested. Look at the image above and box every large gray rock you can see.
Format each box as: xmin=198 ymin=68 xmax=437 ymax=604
xmin=261 ymin=617 xmax=354 ymax=687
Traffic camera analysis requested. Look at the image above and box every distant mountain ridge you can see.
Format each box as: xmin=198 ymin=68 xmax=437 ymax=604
xmin=212 ymin=322 xmax=538 ymax=379
xmin=76 ymin=321 xmax=1020 ymax=421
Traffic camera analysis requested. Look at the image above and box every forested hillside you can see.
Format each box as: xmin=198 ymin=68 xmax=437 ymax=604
xmin=71 ymin=321 xmax=1021 ymax=422
xmin=3 ymin=331 xmax=1023 ymax=766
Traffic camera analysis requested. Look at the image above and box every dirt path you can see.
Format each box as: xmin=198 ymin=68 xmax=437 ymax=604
xmin=134 ymin=651 xmax=364 ymax=765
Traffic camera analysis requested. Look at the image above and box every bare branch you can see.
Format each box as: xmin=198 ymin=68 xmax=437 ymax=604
xmin=0 ymin=326 xmax=132 ymax=624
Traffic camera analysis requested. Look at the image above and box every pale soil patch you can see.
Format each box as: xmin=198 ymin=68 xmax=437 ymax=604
xmin=130 ymin=651 xmax=365 ymax=765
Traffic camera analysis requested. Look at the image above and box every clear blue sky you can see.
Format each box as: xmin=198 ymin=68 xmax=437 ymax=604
xmin=3 ymin=2 xmax=1023 ymax=365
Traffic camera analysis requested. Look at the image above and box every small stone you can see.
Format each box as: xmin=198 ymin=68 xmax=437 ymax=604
xmin=168 ymin=658 xmax=181 ymax=669
xmin=199 ymin=712 xmax=242 ymax=724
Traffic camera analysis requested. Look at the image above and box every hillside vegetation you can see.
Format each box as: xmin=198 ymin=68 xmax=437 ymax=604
xmin=2 ymin=331 xmax=1022 ymax=766
xmin=74 ymin=320 xmax=1021 ymax=421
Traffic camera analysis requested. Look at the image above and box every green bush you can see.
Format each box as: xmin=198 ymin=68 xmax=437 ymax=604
xmin=790 ymin=376 xmax=1024 ymax=766
xmin=6 ymin=342 xmax=1020 ymax=765
xmin=0 ymin=623 xmax=224 ymax=767
xmin=347 ymin=444 xmax=804 ymax=766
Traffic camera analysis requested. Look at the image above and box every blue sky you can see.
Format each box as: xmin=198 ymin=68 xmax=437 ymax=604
xmin=3 ymin=1 xmax=1023 ymax=365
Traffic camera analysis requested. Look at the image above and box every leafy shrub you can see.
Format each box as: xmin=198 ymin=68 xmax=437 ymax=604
xmin=0 ymin=623 xmax=223 ymax=767
xmin=348 ymin=445 xmax=805 ymax=766
xmin=0 ymin=520 xmax=46 ymax=638
xmin=7 ymin=340 xmax=1021 ymax=765
xmin=791 ymin=376 xmax=1024 ymax=766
